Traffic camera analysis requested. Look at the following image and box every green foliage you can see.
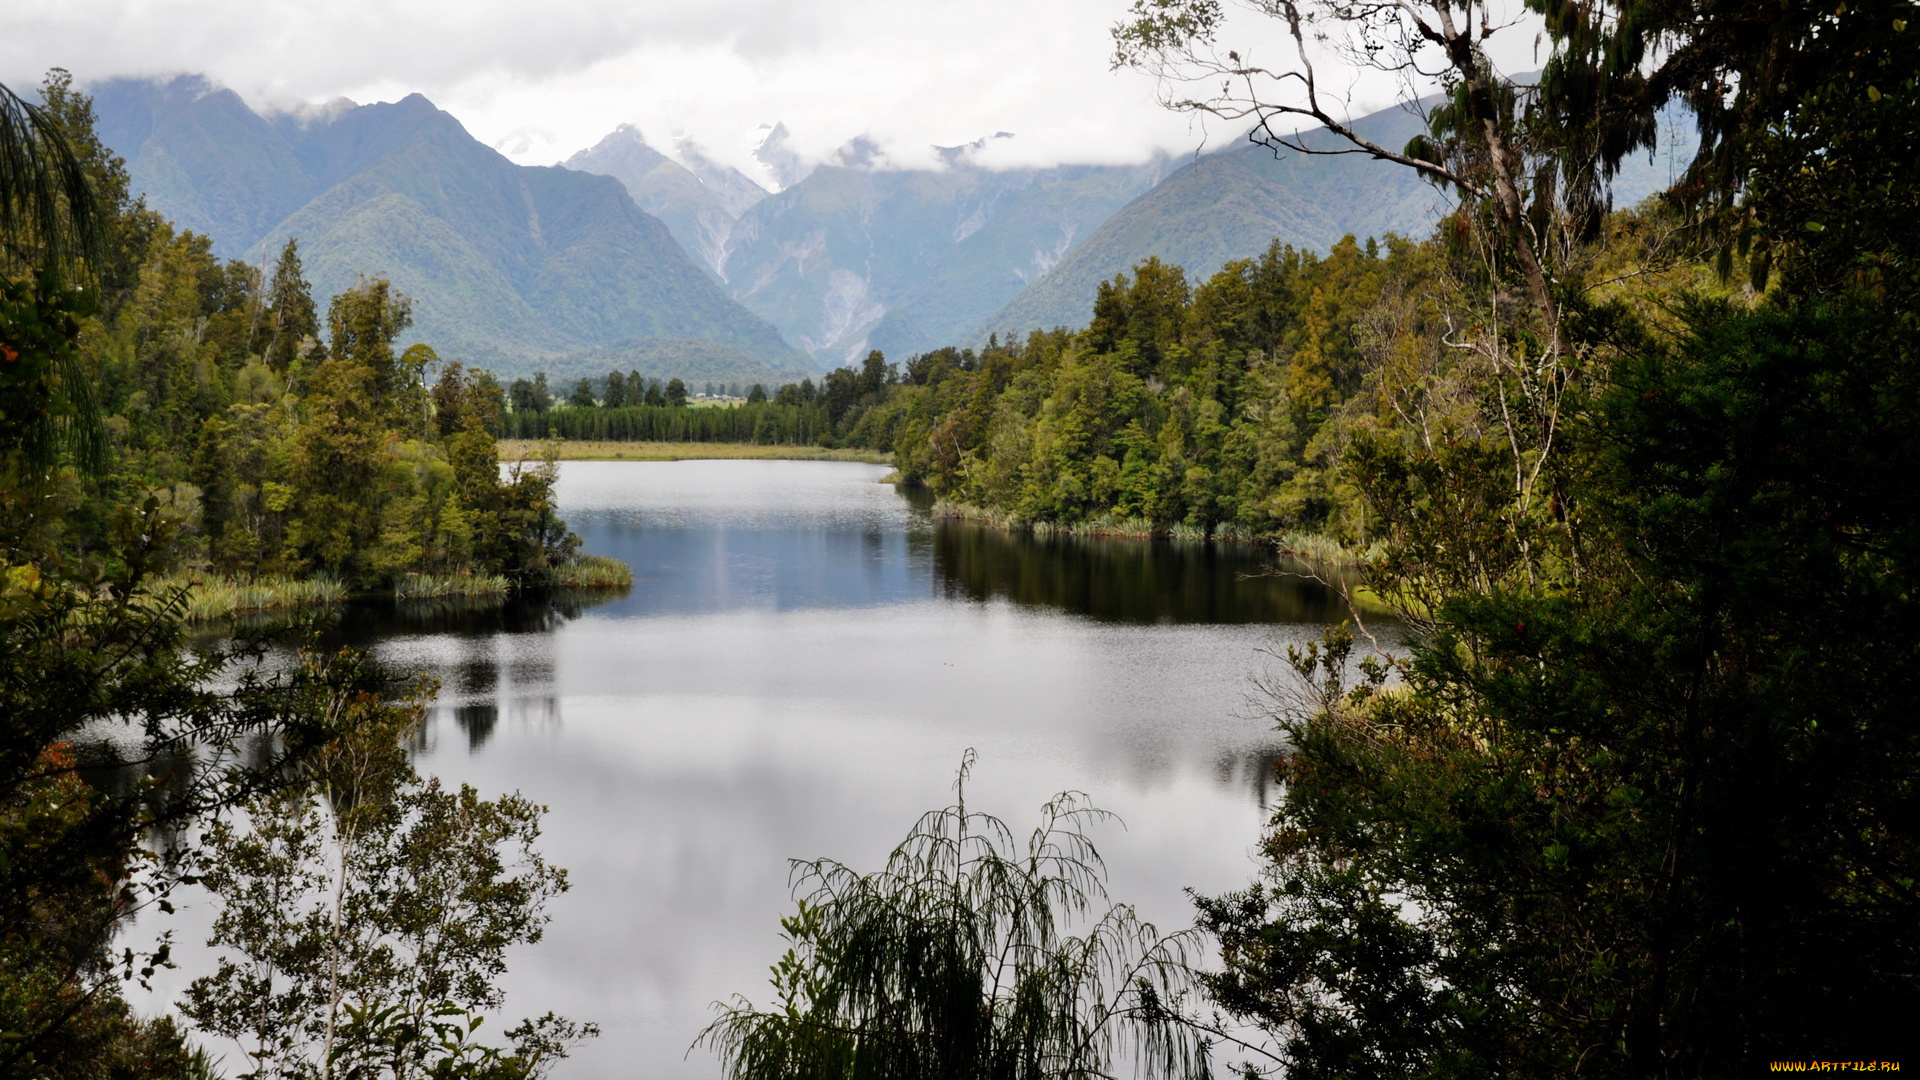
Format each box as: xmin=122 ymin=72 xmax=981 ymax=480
xmin=25 ymin=77 xmax=608 ymax=597
xmin=898 ymin=236 xmax=1439 ymax=541
xmin=262 ymin=239 xmax=317 ymax=372
xmin=0 ymin=71 xmax=606 ymax=1080
xmin=181 ymin=662 xmax=597 ymax=1079
xmin=0 ymin=74 xmax=105 ymax=278
xmin=703 ymin=754 xmax=1207 ymax=1080
xmin=1182 ymin=6 xmax=1920 ymax=1073
xmin=0 ymin=273 xmax=105 ymax=484
xmin=1198 ymin=295 xmax=1920 ymax=1075
xmin=506 ymin=233 xmax=1450 ymax=547
xmin=0 ymin=525 xmax=419 ymax=1077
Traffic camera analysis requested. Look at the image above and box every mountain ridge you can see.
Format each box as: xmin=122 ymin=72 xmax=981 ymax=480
xmin=90 ymin=77 xmax=804 ymax=376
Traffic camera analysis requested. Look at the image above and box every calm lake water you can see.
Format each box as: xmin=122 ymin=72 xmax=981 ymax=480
xmin=145 ymin=460 xmax=1373 ymax=1077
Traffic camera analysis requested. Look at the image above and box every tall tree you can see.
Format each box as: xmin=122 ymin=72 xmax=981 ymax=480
xmin=263 ymin=238 xmax=318 ymax=372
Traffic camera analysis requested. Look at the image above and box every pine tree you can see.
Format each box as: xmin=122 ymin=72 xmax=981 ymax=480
xmin=263 ymin=238 xmax=318 ymax=372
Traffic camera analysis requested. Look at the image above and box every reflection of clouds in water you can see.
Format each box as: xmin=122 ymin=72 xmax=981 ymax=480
xmin=557 ymin=459 xmax=908 ymax=534
xmin=131 ymin=462 xmax=1357 ymax=1079
xmin=378 ymin=601 xmax=1300 ymax=1079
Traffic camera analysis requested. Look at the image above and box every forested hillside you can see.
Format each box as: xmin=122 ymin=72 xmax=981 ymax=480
xmin=20 ymin=72 xmax=623 ymax=604
xmin=528 ymin=229 xmax=1534 ymax=546
xmin=88 ymin=75 xmax=804 ymax=374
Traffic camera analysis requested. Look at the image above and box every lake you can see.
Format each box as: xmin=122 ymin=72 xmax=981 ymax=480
xmin=148 ymin=459 xmax=1371 ymax=1077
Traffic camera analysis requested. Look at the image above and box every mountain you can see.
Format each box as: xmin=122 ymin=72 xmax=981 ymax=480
xmin=91 ymin=76 xmax=318 ymax=255
xmin=561 ymin=125 xmax=768 ymax=279
xmin=978 ymin=106 xmax=1443 ymax=341
xmin=90 ymin=76 xmax=804 ymax=376
xmin=714 ymin=146 xmax=1169 ymax=367
xmin=979 ymin=99 xmax=1701 ymax=341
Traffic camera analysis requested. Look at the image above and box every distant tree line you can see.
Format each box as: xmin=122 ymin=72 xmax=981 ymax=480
xmin=502 ymin=350 xmax=899 ymax=445
xmin=496 ymin=237 xmax=1460 ymax=544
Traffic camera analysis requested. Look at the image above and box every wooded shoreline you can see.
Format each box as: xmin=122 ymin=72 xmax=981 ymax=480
xmin=497 ymin=438 xmax=892 ymax=463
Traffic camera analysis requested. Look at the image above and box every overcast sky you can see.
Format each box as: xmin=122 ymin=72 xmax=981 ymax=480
xmin=1 ymin=0 xmax=1542 ymax=184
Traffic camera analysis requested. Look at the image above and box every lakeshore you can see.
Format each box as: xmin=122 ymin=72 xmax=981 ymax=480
xmin=497 ymin=439 xmax=892 ymax=463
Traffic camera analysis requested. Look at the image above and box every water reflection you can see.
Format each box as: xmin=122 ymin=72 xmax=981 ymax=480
xmin=452 ymin=703 xmax=498 ymax=749
xmin=332 ymin=589 xmax=631 ymax=642
xmin=134 ymin=461 xmax=1378 ymax=1080
xmin=547 ymin=459 xmax=1353 ymax=627
xmin=930 ymin=519 xmax=1353 ymax=625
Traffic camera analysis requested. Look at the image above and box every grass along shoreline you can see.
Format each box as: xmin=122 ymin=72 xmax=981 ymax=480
xmin=498 ymin=439 xmax=892 ymax=464
xmin=150 ymin=556 xmax=634 ymax=622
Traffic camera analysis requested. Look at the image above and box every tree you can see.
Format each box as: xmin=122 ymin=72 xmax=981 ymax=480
xmin=182 ymin=653 xmax=596 ymax=1079
xmin=0 ymin=502 xmax=405 ymax=1076
xmin=263 ymin=239 xmax=318 ymax=372
xmin=0 ymin=74 xmax=110 ymax=489
xmin=326 ymin=277 xmax=424 ymax=431
xmin=602 ymin=370 xmax=627 ymax=409
xmin=747 ymin=383 xmax=768 ymax=405
xmin=702 ymin=754 xmax=1207 ymax=1080
xmin=1164 ymin=3 xmax=1920 ymax=1075
xmin=567 ymin=378 xmax=595 ymax=409
xmin=0 ymin=77 xmax=103 ymax=278
xmin=469 ymin=370 xmax=507 ymax=436
xmin=432 ymin=360 xmax=476 ymax=439
xmin=286 ymin=293 xmax=391 ymax=581
xmin=857 ymin=350 xmax=891 ymax=397
xmin=664 ymin=378 xmax=687 ymax=408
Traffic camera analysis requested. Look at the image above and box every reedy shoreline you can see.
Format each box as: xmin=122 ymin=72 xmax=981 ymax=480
xmin=149 ymin=556 xmax=634 ymax=622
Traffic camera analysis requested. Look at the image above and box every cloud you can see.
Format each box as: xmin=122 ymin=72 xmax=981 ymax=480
xmin=0 ymin=0 xmax=1528 ymax=180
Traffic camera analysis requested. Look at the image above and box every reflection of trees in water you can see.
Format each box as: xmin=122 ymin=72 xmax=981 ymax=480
xmin=429 ymin=696 xmax=558 ymax=753
xmin=930 ymin=520 xmax=1359 ymax=625
xmin=1215 ymin=745 xmax=1287 ymax=808
xmin=333 ymin=586 xmax=630 ymax=642
xmin=453 ymin=704 xmax=498 ymax=749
